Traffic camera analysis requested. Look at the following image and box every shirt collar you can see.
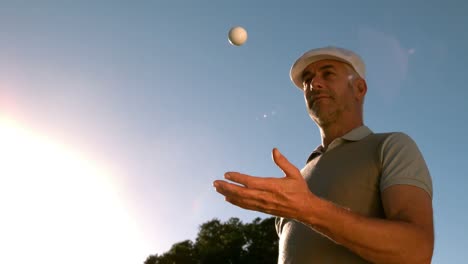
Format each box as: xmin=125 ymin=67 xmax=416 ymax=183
xmin=306 ymin=125 xmax=373 ymax=163
xmin=341 ymin=125 xmax=373 ymax=141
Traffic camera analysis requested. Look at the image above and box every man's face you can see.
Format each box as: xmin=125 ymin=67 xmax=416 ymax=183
xmin=301 ymin=59 xmax=357 ymax=127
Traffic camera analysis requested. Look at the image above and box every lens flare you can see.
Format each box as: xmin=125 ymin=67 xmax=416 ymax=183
xmin=0 ymin=117 xmax=148 ymax=264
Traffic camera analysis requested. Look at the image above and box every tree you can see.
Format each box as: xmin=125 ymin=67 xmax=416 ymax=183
xmin=241 ymin=217 xmax=279 ymax=264
xmin=144 ymin=217 xmax=278 ymax=264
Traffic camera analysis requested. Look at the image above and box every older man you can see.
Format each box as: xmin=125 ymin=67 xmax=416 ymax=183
xmin=214 ymin=46 xmax=433 ymax=264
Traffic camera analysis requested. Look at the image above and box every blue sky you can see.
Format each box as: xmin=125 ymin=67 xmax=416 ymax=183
xmin=0 ymin=1 xmax=467 ymax=263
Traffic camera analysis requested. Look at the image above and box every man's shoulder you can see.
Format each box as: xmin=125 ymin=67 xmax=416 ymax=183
xmin=359 ymin=131 xmax=422 ymax=155
xmin=367 ymin=131 xmax=416 ymax=144
xmin=371 ymin=131 xmax=418 ymax=145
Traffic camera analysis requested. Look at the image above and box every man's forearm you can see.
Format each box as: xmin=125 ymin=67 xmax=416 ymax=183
xmin=300 ymin=197 xmax=433 ymax=264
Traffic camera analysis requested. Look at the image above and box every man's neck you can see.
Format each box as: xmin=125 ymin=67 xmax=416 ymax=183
xmin=319 ymin=120 xmax=364 ymax=150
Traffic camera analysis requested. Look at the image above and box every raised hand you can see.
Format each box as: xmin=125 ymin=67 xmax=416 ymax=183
xmin=213 ymin=148 xmax=316 ymax=219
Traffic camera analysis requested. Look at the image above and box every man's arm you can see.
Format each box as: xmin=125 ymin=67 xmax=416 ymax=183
xmin=303 ymin=184 xmax=434 ymax=264
xmin=214 ymin=148 xmax=434 ymax=264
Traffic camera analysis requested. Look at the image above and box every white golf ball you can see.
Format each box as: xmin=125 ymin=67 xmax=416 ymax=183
xmin=228 ymin=26 xmax=248 ymax=46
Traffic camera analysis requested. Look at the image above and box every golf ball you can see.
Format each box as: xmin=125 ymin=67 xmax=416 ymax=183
xmin=228 ymin=26 xmax=248 ymax=46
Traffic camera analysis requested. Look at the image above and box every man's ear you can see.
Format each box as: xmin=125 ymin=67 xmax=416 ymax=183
xmin=355 ymin=78 xmax=367 ymax=101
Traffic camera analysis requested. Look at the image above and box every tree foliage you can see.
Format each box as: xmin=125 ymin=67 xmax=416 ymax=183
xmin=144 ymin=217 xmax=278 ymax=264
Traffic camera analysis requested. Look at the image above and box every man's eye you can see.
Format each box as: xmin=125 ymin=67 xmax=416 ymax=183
xmin=323 ymin=71 xmax=334 ymax=78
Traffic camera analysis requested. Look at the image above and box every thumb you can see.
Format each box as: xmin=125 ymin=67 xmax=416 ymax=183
xmin=272 ymin=148 xmax=301 ymax=178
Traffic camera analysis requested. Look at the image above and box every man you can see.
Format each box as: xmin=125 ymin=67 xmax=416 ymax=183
xmin=213 ymin=46 xmax=434 ymax=263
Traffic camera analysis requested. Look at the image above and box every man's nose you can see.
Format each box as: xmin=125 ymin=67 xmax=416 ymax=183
xmin=310 ymin=77 xmax=325 ymax=91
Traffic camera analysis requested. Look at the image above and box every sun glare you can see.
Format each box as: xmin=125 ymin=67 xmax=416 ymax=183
xmin=0 ymin=117 xmax=148 ymax=264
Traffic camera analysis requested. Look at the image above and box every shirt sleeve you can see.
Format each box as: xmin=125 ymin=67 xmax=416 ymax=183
xmin=379 ymin=132 xmax=433 ymax=199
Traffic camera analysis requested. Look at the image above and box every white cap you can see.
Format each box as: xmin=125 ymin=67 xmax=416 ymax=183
xmin=290 ymin=46 xmax=366 ymax=89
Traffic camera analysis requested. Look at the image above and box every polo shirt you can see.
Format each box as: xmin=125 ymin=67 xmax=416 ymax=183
xmin=275 ymin=125 xmax=433 ymax=263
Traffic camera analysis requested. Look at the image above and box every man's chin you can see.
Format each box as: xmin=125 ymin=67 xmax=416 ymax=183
xmin=309 ymin=112 xmax=335 ymax=127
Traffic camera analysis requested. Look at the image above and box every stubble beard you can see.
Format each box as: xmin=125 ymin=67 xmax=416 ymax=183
xmin=308 ymin=102 xmax=341 ymax=128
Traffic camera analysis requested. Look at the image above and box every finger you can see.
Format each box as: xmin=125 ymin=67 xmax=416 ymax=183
xmin=224 ymin=172 xmax=279 ymax=191
xmin=214 ymin=180 xmax=277 ymax=214
xmin=272 ymin=148 xmax=301 ymax=178
xmin=213 ymin=180 xmax=269 ymax=201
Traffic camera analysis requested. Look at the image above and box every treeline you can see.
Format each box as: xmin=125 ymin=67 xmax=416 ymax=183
xmin=144 ymin=217 xmax=278 ymax=264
